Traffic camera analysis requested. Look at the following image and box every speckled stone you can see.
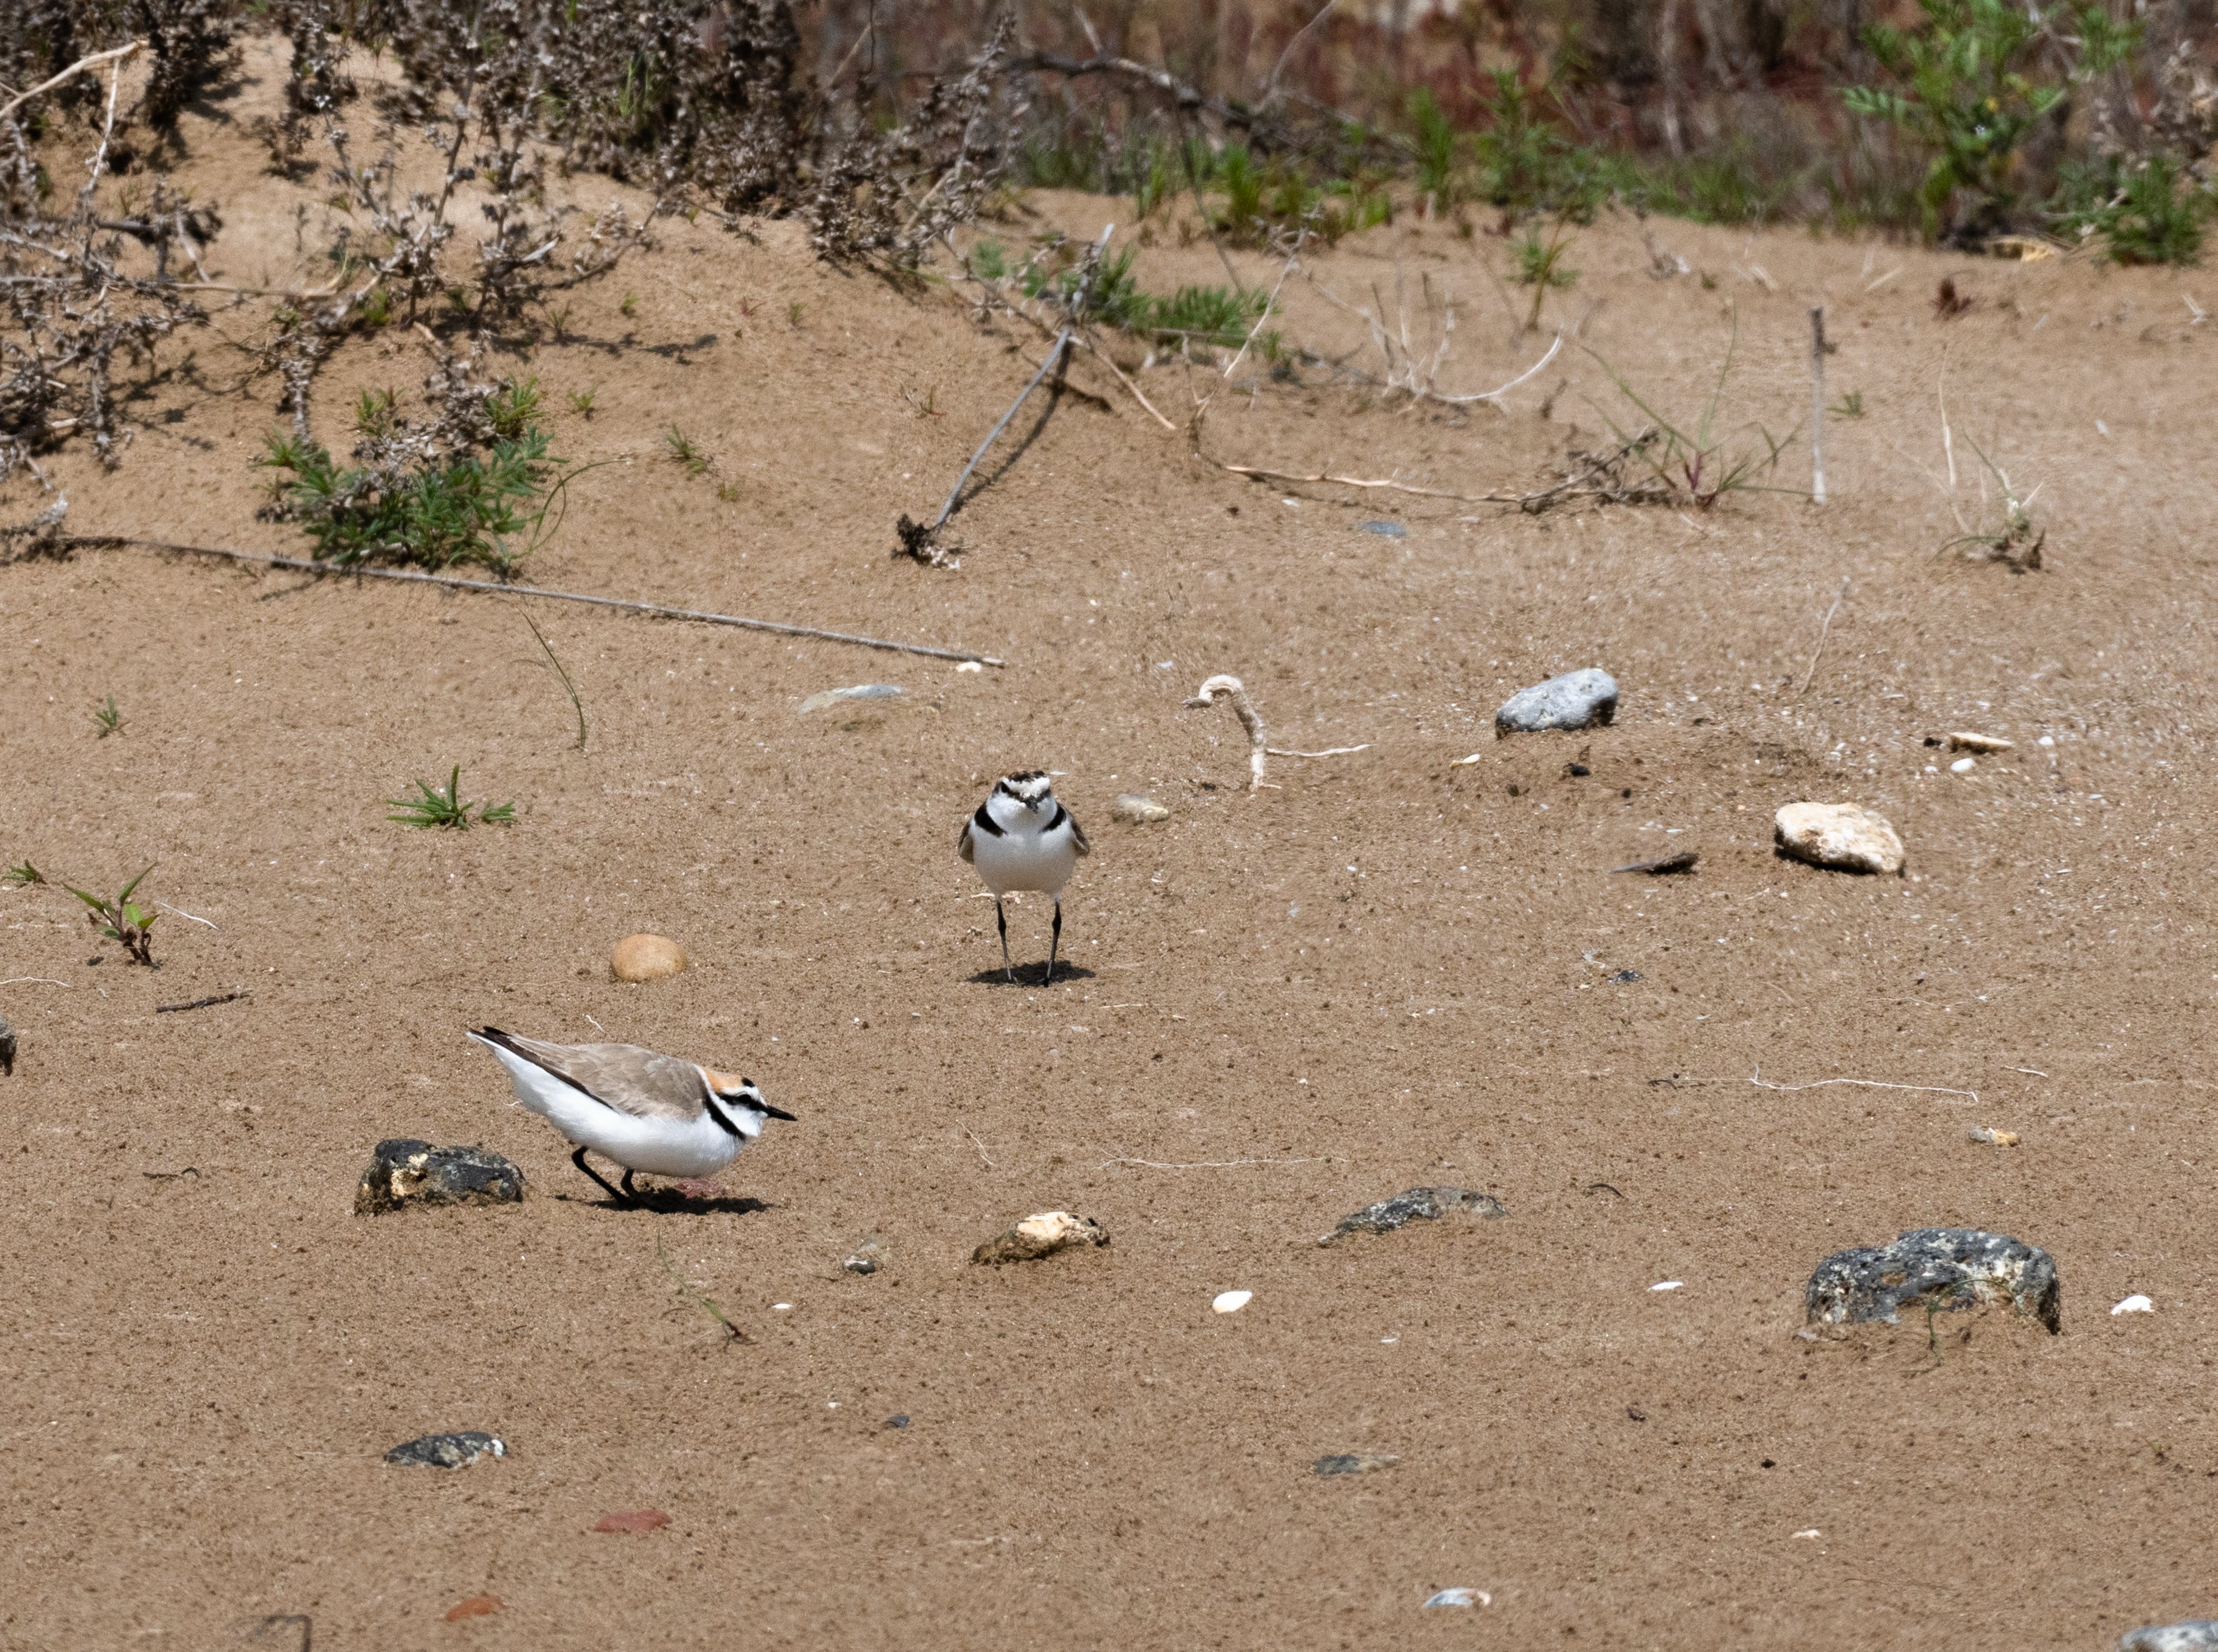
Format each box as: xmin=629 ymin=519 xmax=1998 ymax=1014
xmin=384 ymin=1431 xmax=506 ymax=1468
xmin=972 ymin=1211 xmax=1109 ymax=1265
xmin=2120 ymin=1624 xmax=2218 ymax=1652
xmin=354 ymin=1139 xmax=525 ymax=1215
xmin=611 ymin=933 xmax=688 ymax=981
xmin=1805 ymin=1228 xmax=2059 ymax=1333
xmin=1319 ymin=1186 xmax=1506 ymax=1245
xmin=1496 ymin=668 xmax=1619 ymax=736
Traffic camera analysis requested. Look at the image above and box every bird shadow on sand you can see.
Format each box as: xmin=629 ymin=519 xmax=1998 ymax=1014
xmin=556 ymin=1186 xmax=771 ymax=1216
xmin=963 ymin=964 xmax=1097 ymax=989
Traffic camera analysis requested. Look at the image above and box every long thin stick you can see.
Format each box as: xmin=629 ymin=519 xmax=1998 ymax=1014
xmin=931 ymin=224 xmax=1114 ymax=534
xmin=1199 ymin=454 xmax=1500 ymax=504
xmin=0 ymin=39 xmax=141 ymax=120
xmin=1749 ymin=1069 xmax=1977 ymax=1106
xmin=1799 ymin=576 xmax=1849 ymax=697
xmin=61 ymin=536 xmax=1007 ymax=666
xmin=1809 ymin=306 xmax=1827 ymax=506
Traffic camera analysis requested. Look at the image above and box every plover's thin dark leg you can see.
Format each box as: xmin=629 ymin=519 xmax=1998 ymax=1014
xmin=996 ymin=896 xmax=1013 ymax=982
xmin=1045 ymin=894 xmax=1063 ymax=986
xmin=620 ymin=1168 xmax=641 ymax=1203
xmin=571 ymin=1144 xmax=633 ymax=1206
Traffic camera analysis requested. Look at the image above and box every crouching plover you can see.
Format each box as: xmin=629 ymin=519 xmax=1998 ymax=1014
xmin=467 ymin=1027 xmax=794 ymax=1206
xmin=958 ymin=770 xmax=1089 ymax=984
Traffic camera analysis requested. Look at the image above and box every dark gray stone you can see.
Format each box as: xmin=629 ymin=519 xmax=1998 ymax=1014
xmin=1496 ymin=668 xmax=1619 ymax=736
xmin=384 ymin=1431 xmax=506 ymax=1468
xmin=1312 ymin=1452 xmax=1397 ymax=1475
xmin=2121 ymin=1625 xmax=2218 ymax=1652
xmin=0 ymin=1009 xmax=13 ymax=1075
xmin=354 ymin=1139 xmax=525 ymax=1215
xmin=1805 ymin=1227 xmax=2060 ymax=1333
xmin=1354 ymin=520 xmax=1406 ymax=538
xmin=1320 ymin=1186 xmax=1506 ymax=1246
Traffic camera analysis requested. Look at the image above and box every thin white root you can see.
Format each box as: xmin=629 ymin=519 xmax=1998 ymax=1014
xmin=1184 ymin=674 xmax=1269 ymax=791
xmin=1184 ymin=674 xmax=1367 ymax=789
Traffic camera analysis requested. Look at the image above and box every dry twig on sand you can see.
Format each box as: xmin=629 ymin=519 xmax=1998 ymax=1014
xmin=900 ymin=226 xmax=1117 ymax=568
xmin=1184 ymin=674 xmax=1368 ymax=792
xmin=56 ymin=536 xmax=1006 ymax=666
xmin=1302 ymin=264 xmax=1562 ymax=410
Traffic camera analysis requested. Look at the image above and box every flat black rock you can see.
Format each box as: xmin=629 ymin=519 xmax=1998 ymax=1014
xmin=1805 ymin=1227 xmax=2060 ymax=1333
xmin=384 ymin=1431 xmax=506 ymax=1468
xmin=1320 ymin=1186 xmax=1506 ymax=1245
xmin=354 ymin=1139 xmax=525 ymax=1215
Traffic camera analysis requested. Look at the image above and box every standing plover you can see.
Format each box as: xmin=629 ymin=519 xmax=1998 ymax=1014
xmin=958 ymin=770 xmax=1089 ymax=984
xmin=468 ymin=1027 xmax=793 ymax=1206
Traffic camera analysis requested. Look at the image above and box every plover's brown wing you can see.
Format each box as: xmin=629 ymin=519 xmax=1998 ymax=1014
xmin=957 ymin=814 xmax=976 ymax=863
xmin=1061 ymin=805 xmax=1089 ymax=856
xmin=484 ymin=1030 xmax=707 ymax=1122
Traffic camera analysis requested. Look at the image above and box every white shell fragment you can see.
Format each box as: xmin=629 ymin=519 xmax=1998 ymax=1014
xmin=1212 ymin=1289 xmax=1253 ymax=1314
xmin=1422 ymin=1588 xmax=1491 ymax=1608
xmin=1947 ymin=731 xmax=2013 ymax=753
xmin=2112 ymin=1294 xmax=2156 ymax=1315
xmin=1774 ymin=801 xmax=1906 ymax=876
xmin=1950 ymin=757 xmax=1976 ymax=774
xmin=1968 ymin=1126 xmax=2021 ymax=1147
xmin=1650 ymin=1280 xmax=1684 ymax=1293
xmin=1792 ymin=1529 xmax=1822 ymax=1539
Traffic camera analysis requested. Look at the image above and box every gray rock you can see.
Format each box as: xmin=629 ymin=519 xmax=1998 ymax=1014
xmin=1496 ymin=668 xmax=1619 ymax=736
xmin=1805 ymin=1227 xmax=2060 ymax=1334
xmin=1312 ymin=1452 xmax=1397 ymax=1476
xmin=354 ymin=1139 xmax=525 ymax=1215
xmin=972 ymin=1210 xmax=1109 ymax=1265
xmin=1320 ymin=1186 xmax=1506 ymax=1245
xmin=844 ymin=1232 xmax=894 ymax=1275
xmin=2121 ymin=1625 xmax=2218 ymax=1652
xmin=0 ymin=1009 xmax=13 ymax=1075
xmin=1354 ymin=520 xmax=1406 ymax=538
xmin=384 ymin=1431 xmax=506 ymax=1468
xmin=799 ymin=683 xmax=904 ymax=714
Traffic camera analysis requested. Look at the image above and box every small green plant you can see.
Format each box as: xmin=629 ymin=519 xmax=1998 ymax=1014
xmin=657 ymin=1238 xmax=743 ymax=1343
xmin=387 ymin=766 xmax=516 ymax=829
xmin=2052 ymin=155 xmax=2211 ymax=265
xmin=664 ymin=426 xmax=711 ymax=476
xmin=715 ymin=480 xmax=742 ymax=503
xmin=92 ymin=696 xmax=122 ymax=737
xmin=1843 ymin=0 xmax=2137 ymax=239
xmin=261 ymin=429 xmax=564 ymax=576
xmin=1830 ymin=389 xmax=1866 ymax=418
xmin=354 ymin=388 xmax=398 ymax=438
xmin=546 ymin=303 xmax=576 ymax=341
xmin=485 ymin=378 xmax=542 ymax=441
xmin=1409 ymin=89 xmax=1460 ymax=209
xmin=966 ymin=239 xmax=1008 ymax=281
xmin=1582 ymin=313 xmax=1799 ymax=508
xmin=1516 ymin=221 xmax=1579 ymax=328
xmin=786 ymin=300 xmax=804 ymax=326
xmin=5 ymin=859 xmax=44 ymax=886
xmin=568 ymin=386 xmax=597 ymax=417
xmin=619 ymin=291 xmax=639 ymax=318
xmin=357 ymin=288 xmax=393 ymax=328
xmin=63 ymin=866 xmax=158 ymax=965
xmin=523 ymin=613 xmax=586 ymax=751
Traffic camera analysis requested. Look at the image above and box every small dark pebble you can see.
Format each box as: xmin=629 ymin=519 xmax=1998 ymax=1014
xmin=885 ymin=1415 xmax=910 ymax=1430
xmin=1612 ymin=969 xmax=1642 ymax=983
xmin=1565 ymin=763 xmax=1591 ymax=777
xmin=1354 ymin=520 xmax=1407 ymax=538
xmin=385 ymin=1431 xmax=506 ymax=1468
xmin=1626 ymin=1406 xmax=1647 ymax=1422
xmin=1611 ymin=851 xmax=1699 ymax=876
xmin=86 ymin=956 xmax=102 ymax=966
xmin=0 ymin=1011 xmax=14 ymax=1076
xmin=1761 ymin=1459 xmax=1776 ymax=1468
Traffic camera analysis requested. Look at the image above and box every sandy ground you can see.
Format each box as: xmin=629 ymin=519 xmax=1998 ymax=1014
xmin=5 ymin=52 xmax=2218 ymax=1651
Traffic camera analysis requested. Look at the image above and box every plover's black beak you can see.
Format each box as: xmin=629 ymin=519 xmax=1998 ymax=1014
xmin=756 ymin=1102 xmax=798 ymax=1122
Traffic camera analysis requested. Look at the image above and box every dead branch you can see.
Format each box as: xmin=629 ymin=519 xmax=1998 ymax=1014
xmin=54 ymin=536 xmax=1007 ymax=666
xmin=1184 ymin=673 xmax=1366 ymax=792
xmin=0 ymin=41 xmax=143 ymax=121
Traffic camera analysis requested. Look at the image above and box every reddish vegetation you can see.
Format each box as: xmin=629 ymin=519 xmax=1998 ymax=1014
xmin=444 ymin=1594 xmax=502 ymax=1620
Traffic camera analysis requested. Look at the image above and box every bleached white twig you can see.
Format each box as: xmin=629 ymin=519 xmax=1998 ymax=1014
xmin=0 ymin=39 xmax=141 ymax=121
xmin=1749 ymin=1068 xmax=1977 ymax=1106
xmin=1098 ymin=1156 xmax=1324 ymax=1169
xmin=156 ymin=901 xmax=217 ymax=929
xmin=0 ymin=977 xmax=71 ymax=988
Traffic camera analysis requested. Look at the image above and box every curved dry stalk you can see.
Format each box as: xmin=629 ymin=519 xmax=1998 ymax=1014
xmin=0 ymin=40 xmax=142 ymax=121
xmin=1184 ymin=673 xmax=1368 ymax=791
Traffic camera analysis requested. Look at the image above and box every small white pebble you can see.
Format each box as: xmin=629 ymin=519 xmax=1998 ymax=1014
xmin=772 ymin=1303 xmax=793 ymax=1312
xmin=1212 ymin=1289 xmax=1253 ymax=1314
xmin=1950 ymin=757 xmax=1976 ymax=774
xmin=2038 ymin=735 xmax=2055 ymax=747
xmin=1650 ymin=1280 xmax=1684 ymax=1293
xmin=2112 ymin=1294 xmax=2154 ymax=1315
xmin=956 ymin=660 xmax=983 ymax=674
xmin=1381 ymin=1336 xmax=1398 ymax=1344
xmin=1792 ymin=1529 xmax=1822 ymax=1539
